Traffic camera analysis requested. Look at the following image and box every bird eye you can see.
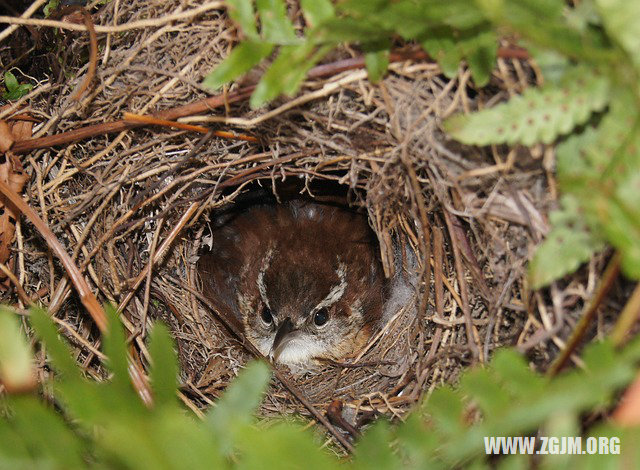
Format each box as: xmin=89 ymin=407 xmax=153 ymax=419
xmin=260 ymin=306 xmax=273 ymax=325
xmin=313 ymin=308 xmax=329 ymax=327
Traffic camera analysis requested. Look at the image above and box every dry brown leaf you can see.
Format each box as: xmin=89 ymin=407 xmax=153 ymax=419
xmin=9 ymin=119 xmax=33 ymax=142
xmin=0 ymin=117 xmax=32 ymax=285
xmin=0 ymin=121 xmax=14 ymax=153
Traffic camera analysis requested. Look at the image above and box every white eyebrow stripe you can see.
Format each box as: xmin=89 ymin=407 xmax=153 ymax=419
xmin=312 ymin=262 xmax=347 ymax=313
xmin=257 ymin=247 xmax=274 ymax=308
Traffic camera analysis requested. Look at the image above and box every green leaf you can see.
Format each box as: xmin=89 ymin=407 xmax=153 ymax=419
xmin=422 ymin=37 xmax=461 ymax=78
xmin=237 ymin=422 xmax=334 ymax=470
xmin=227 ymin=0 xmax=258 ymax=39
xmin=460 ymin=366 xmax=510 ymax=417
xmin=565 ymin=0 xmax=601 ymax=33
xmin=394 ymin=413 xmax=439 ymax=469
xmin=43 ymin=0 xmax=60 ymax=18
xmin=338 ymin=0 xmax=388 ymax=17
xmin=579 ymin=340 xmax=634 ymax=397
xmin=465 ymin=30 xmax=497 ymax=86
xmin=580 ymin=424 xmax=635 ymax=470
xmin=256 ymin=0 xmax=297 ymax=43
xmin=148 ymin=322 xmax=178 ymax=407
xmin=0 ymin=309 xmax=34 ymax=392
xmin=300 ymin=0 xmax=334 ymax=27
xmin=5 ymin=396 xmax=87 ymax=468
xmin=556 ymin=90 xmax=640 ymax=281
xmin=365 ymin=50 xmax=389 ymax=83
xmin=315 ymin=17 xmax=392 ymax=43
xmin=526 ymin=45 xmax=571 ymax=85
xmin=0 ymin=418 xmax=32 ymax=464
xmin=444 ymin=66 xmax=610 ymax=146
xmin=2 ymin=72 xmax=32 ymax=101
xmin=497 ymin=454 xmax=529 ymax=470
xmin=378 ymin=2 xmax=431 ymax=39
xmin=205 ymin=361 xmax=271 ymax=454
xmin=29 ymin=307 xmax=82 ymax=382
xmin=557 ymin=90 xmax=637 ymax=188
xmin=529 ymin=195 xmax=604 ymax=288
xmin=202 ymin=40 xmax=274 ymax=90
xmin=102 ymin=305 xmax=134 ymax=398
xmin=477 ymin=0 xmax=612 ymax=64
xmin=151 ymin=409 xmax=227 ymax=470
xmin=489 ymin=349 xmax=544 ymax=398
xmin=424 ymin=28 xmax=497 ymax=85
xmin=28 ymin=307 xmax=113 ymax=425
xmin=436 ymin=3 xmax=487 ymax=29
xmin=3 ymin=71 xmax=18 ymax=92
xmin=601 ymin=195 xmax=640 ymax=279
xmin=596 ymin=0 xmax=640 ymax=70
xmin=100 ymin=408 xmax=226 ymax=470
xmin=352 ymin=420 xmax=401 ymax=470
xmin=249 ymin=43 xmax=330 ymax=108
xmin=443 ymin=341 xmax=634 ymax=462
xmin=424 ymin=386 xmax=464 ymax=437
xmin=603 ymin=129 xmax=640 ymax=280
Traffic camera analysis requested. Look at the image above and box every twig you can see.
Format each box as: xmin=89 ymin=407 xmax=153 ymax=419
xmin=272 ymin=368 xmax=354 ymax=453
xmin=548 ymin=252 xmax=621 ymax=376
xmin=0 ymin=179 xmax=107 ymax=330
xmin=326 ymin=400 xmax=360 ymax=438
xmin=399 ymin=145 xmax=431 ymax=318
xmin=53 ymin=6 xmax=98 ymax=101
xmin=443 ymin=209 xmax=481 ymax=361
xmin=0 ymin=0 xmax=48 ymax=43
xmin=611 ymin=281 xmax=640 ymax=347
xmin=316 ymin=358 xmax=395 ymax=369
xmin=0 ymin=262 xmax=30 ymax=306
xmin=194 ymin=69 xmax=377 ymax=128
xmin=0 ymin=2 xmax=224 ymax=34
xmin=117 ymin=202 xmax=200 ymax=313
xmin=0 ymin=179 xmax=153 ymax=405
xmin=9 ymin=45 xmax=528 ymax=153
xmin=11 ymin=89 xmax=254 ymax=153
xmin=10 ymin=50 xmax=428 ymax=153
xmin=123 ymin=112 xmax=258 ymax=142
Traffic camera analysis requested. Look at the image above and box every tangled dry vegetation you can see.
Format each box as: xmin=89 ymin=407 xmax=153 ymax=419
xmin=0 ymin=0 xmax=621 ymax=433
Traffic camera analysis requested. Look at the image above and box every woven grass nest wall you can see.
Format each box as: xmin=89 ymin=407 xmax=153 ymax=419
xmin=0 ymin=1 xmax=618 ymax=425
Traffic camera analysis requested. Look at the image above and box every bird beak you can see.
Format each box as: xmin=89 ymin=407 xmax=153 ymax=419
xmin=270 ymin=317 xmax=294 ymax=361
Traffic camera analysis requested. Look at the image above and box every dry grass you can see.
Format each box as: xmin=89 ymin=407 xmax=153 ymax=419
xmin=0 ymin=0 xmax=625 ymax=443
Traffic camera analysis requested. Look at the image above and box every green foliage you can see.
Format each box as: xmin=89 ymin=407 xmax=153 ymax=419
xmin=595 ymin=0 xmax=640 ymax=70
xmin=444 ymin=65 xmax=610 ymax=146
xmin=2 ymin=307 xmax=276 ymax=469
xmin=412 ymin=343 xmax=640 ymax=467
xmin=364 ymin=49 xmax=390 ymax=84
xmin=205 ymin=358 xmax=271 ymax=455
xmin=148 ymin=323 xmax=179 ymax=407
xmin=351 ymin=420 xmax=401 ymax=470
xmin=2 ymin=72 xmax=33 ymax=101
xmin=553 ymin=87 xmax=640 ymax=280
xmin=203 ymin=0 xmax=497 ymax=107
xmin=445 ymin=1 xmax=640 ymax=286
xmin=43 ymin=0 xmax=60 ymax=18
xmin=1 ymin=306 xmax=640 ymax=468
xmin=529 ymin=195 xmax=604 ymax=289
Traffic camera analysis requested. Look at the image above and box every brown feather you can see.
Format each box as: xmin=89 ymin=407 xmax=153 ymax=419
xmin=197 ymin=200 xmax=387 ymax=365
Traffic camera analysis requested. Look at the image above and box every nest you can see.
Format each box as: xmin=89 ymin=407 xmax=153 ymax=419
xmin=0 ymin=0 xmax=624 ymax=440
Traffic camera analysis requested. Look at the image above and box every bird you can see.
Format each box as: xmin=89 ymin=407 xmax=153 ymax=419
xmin=197 ymin=200 xmax=388 ymax=367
